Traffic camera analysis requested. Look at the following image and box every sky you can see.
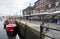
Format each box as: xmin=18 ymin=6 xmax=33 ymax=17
xmin=0 ymin=0 xmax=37 ymax=16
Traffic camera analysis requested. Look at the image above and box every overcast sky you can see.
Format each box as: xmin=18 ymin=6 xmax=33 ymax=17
xmin=0 ymin=0 xmax=37 ymax=16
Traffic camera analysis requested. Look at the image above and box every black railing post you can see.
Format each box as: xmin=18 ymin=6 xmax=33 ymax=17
xmin=25 ymin=24 xmax=27 ymax=39
xmin=40 ymin=24 xmax=44 ymax=39
xmin=52 ymin=38 xmax=55 ymax=39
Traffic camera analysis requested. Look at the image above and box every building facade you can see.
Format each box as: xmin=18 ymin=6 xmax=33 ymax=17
xmin=23 ymin=6 xmax=33 ymax=20
xmin=33 ymin=0 xmax=46 ymax=13
xmin=23 ymin=0 xmax=60 ymax=23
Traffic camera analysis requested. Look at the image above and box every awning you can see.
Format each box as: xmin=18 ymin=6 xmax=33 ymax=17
xmin=52 ymin=11 xmax=60 ymax=14
xmin=23 ymin=11 xmax=60 ymax=17
xmin=23 ymin=15 xmax=30 ymax=16
xmin=31 ymin=12 xmax=52 ymax=16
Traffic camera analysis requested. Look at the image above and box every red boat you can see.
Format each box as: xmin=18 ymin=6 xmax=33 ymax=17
xmin=6 ymin=24 xmax=16 ymax=31
xmin=6 ymin=24 xmax=17 ymax=37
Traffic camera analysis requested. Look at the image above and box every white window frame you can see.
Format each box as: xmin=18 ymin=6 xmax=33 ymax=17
xmin=55 ymin=2 xmax=59 ymax=6
xmin=48 ymin=4 xmax=51 ymax=8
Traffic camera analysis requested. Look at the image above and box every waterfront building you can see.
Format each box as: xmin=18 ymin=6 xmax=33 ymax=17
xmin=23 ymin=0 xmax=60 ymax=23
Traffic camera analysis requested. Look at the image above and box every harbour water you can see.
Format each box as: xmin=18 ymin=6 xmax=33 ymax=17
xmin=0 ymin=20 xmax=8 ymax=39
xmin=0 ymin=19 xmax=20 ymax=39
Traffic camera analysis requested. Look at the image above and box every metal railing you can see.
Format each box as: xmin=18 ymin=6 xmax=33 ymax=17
xmin=40 ymin=24 xmax=60 ymax=39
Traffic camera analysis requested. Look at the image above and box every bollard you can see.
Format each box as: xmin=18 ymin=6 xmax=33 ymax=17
xmin=52 ymin=38 xmax=55 ymax=39
xmin=40 ymin=24 xmax=44 ymax=39
xmin=24 ymin=24 xmax=27 ymax=39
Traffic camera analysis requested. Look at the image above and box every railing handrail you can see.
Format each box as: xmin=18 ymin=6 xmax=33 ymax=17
xmin=40 ymin=24 xmax=60 ymax=39
xmin=42 ymin=34 xmax=55 ymax=39
xmin=41 ymin=26 xmax=60 ymax=31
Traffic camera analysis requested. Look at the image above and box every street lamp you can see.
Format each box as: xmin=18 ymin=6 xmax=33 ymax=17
xmin=19 ymin=10 xmax=21 ymax=21
xmin=29 ymin=3 xmax=31 ymax=23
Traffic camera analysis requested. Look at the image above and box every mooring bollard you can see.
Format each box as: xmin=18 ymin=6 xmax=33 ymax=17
xmin=40 ymin=24 xmax=44 ymax=39
xmin=24 ymin=24 xmax=27 ymax=39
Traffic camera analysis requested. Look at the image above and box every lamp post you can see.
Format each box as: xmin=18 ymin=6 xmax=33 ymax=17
xmin=29 ymin=3 xmax=31 ymax=23
xmin=19 ymin=10 xmax=21 ymax=21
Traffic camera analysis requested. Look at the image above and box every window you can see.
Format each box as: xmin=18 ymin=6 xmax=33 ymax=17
xmin=51 ymin=3 xmax=55 ymax=8
xmin=55 ymin=2 xmax=59 ymax=6
xmin=38 ymin=2 xmax=40 ymax=6
xmin=46 ymin=5 xmax=49 ymax=9
xmin=59 ymin=2 xmax=60 ymax=6
xmin=48 ymin=4 xmax=51 ymax=8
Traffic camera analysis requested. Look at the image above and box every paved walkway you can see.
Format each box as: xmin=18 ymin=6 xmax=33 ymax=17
xmin=17 ymin=19 xmax=60 ymax=39
xmin=17 ymin=20 xmax=40 ymax=31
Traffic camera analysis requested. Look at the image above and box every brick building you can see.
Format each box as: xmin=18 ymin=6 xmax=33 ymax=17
xmin=33 ymin=0 xmax=46 ymax=13
xmin=23 ymin=0 xmax=60 ymax=23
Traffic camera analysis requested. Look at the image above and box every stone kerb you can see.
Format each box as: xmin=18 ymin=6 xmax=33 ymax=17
xmin=16 ymin=21 xmax=40 ymax=39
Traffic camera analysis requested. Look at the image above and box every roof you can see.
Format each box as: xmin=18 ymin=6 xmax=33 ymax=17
xmin=31 ymin=12 xmax=52 ymax=16
xmin=23 ymin=11 xmax=60 ymax=16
